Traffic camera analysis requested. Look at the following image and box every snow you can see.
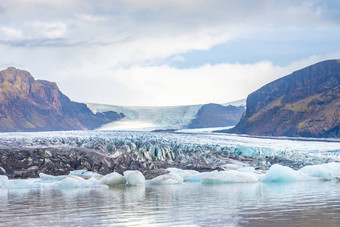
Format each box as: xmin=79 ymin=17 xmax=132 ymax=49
xmin=201 ymin=170 xmax=259 ymax=184
xmin=123 ymin=170 xmax=145 ymax=185
xmin=99 ymin=172 xmax=126 ymax=186
xmin=149 ymin=173 xmax=183 ymax=185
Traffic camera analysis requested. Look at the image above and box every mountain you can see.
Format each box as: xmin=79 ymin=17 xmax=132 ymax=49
xmin=229 ymin=59 xmax=340 ymax=138
xmin=87 ymin=102 xmax=245 ymax=131
xmin=0 ymin=67 xmax=123 ymax=132
xmin=187 ymin=103 xmax=245 ymax=128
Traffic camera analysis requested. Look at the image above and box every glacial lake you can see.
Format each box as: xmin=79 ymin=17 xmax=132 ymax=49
xmin=1 ymin=181 xmax=340 ymax=227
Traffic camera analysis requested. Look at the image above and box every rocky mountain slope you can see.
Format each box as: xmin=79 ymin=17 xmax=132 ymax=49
xmin=0 ymin=67 xmax=123 ymax=132
xmin=230 ymin=59 xmax=340 ymax=138
xmin=188 ymin=103 xmax=245 ymax=128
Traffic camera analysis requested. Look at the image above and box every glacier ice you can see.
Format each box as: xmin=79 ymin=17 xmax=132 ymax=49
xmin=167 ymin=168 xmax=199 ymax=181
xmin=69 ymin=170 xmax=103 ymax=180
xmin=8 ymin=179 xmax=35 ymax=189
xmin=39 ymin=173 xmax=67 ymax=181
xmin=299 ymin=163 xmax=340 ymax=180
xmin=53 ymin=176 xmax=92 ymax=189
xmin=123 ymin=170 xmax=145 ymax=185
xmin=184 ymin=171 xmax=218 ymax=182
xmin=237 ymin=167 xmax=255 ymax=173
xmin=201 ymin=170 xmax=258 ymax=184
xmin=260 ymin=164 xmax=313 ymax=182
xmin=149 ymin=173 xmax=183 ymax=185
xmin=0 ymin=175 xmax=8 ymax=189
xmin=99 ymin=172 xmax=126 ymax=186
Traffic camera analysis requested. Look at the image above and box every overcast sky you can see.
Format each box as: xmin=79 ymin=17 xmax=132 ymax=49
xmin=0 ymin=0 xmax=339 ymax=106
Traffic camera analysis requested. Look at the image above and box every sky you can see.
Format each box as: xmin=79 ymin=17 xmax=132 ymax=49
xmin=0 ymin=0 xmax=339 ymax=106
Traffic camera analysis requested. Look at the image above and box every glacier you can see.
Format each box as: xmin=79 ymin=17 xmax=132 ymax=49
xmin=0 ymin=130 xmax=339 ymax=191
xmin=86 ymin=103 xmax=202 ymax=131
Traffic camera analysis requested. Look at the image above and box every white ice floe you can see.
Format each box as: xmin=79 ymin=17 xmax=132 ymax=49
xmin=39 ymin=173 xmax=67 ymax=181
xmin=123 ymin=170 xmax=145 ymax=185
xmin=8 ymin=179 xmax=36 ymax=189
xmin=0 ymin=175 xmax=8 ymax=189
xmin=69 ymin=170 xmax=103 ymax=180
xmin=260 ymin=164 xmax=313 ymax=182
xmin=167 ymin=168 xmax=199 ymax=181
xmin=237 ymin=167 xmax=255 ymax=173
xmin=184 ymin=171 xmax=218 ymax=182
xmin=201 ymin=170 xmax=258 ymax=184
xmin=149 ymin=173 xmax=183 ymax=185
xmin=299 ymin=162 xmax=340 ymax=180
xmin=99 ymin=172 xmax=126 ymax=186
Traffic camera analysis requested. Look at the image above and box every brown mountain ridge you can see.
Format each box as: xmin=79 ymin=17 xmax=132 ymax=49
xmin=229 ymin=59 xmax=340 ymax=138
xmin=0 ymin=67 xmax=123 ymax=132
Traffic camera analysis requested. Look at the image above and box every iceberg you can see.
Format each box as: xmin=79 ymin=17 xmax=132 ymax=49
xmin=68 ymin=170 xmax=102 ymax=180
xmin=123 ymin=170 xmax=145 ymax=186
xmin=149 ymin=173 xmax=183 ymax=185
xmin=99 ymin=172 xmax=126 ymax=186
xmin=201 ymin=170 xmax=258 ymax=184
xmin=260 ymin=164 xmax=314 ymax=182
xmin=53 ymin=176 xmax=92 ymax=189
xmin=299 ymin=162 xmax=340 ymax=180
xmin=39 ymin=173 xmax=67 ymax=181
xmin=8 ymin=179 xmax=36 ymax=189
xmin=237 ymin=167 xmax=255 ymax=173
xmin=183 ymin=171 xmax=218 ymax=182
xmin=0 ymin=175 xmax=8 ymax=189
xmin=167 ymin=168 xmax=199 ymax=181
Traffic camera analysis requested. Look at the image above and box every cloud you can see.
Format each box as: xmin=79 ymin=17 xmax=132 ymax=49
xmin=0 ymin=26 xmax=22 ymax=40
xmin=0 ymin=0 xmax=339 ymax=106
xmin=27 ymin=21 xmax=67 ymax=39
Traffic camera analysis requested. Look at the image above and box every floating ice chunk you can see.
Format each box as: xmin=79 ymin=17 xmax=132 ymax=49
xmin=149 ymin=173 xmax=183 ymax=185
xmin=0 ymin=175 xmax=8 ymax=189
xmin=167 ymin=168 xmax=199 ymax=181
xmin=100 ymin=172 xmax=126 ymax=186
xmin=9 ymin=179 xmax=36 ymax=189
xmin=54 ymin=176 xmax=91 ymax=189
xmin=184 ymin=171 xmax=218 ymax=182
xmin=260 ymin=164 xmax=314 ymax=182
xmin=39 ymin=173 xmax=67 ymax=181
xmin=299 ymin=163 xmax=340 ymax=180
xmin=124 ymin=170 xmax=145 ymax=185
xmin=237 ymin=167 xmax=255 ymax=173
xmin=201 ymin=170 xmax=258 ymax=184
xmin=69 ymin=170 xmax=102 ymax=180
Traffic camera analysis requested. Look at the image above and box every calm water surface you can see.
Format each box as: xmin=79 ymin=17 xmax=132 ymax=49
xmin=1 ymin=182 xmax=340 ymax=227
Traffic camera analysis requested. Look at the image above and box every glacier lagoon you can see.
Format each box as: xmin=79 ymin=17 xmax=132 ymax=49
xmin=0 ymin=130 xmax=340 ymax=226
xmin=1 ymin=181 xmax=340 ymax=226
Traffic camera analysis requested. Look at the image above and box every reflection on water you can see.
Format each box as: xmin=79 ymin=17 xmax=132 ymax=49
xmin=1 ymin=182 xmax=340 ymax=226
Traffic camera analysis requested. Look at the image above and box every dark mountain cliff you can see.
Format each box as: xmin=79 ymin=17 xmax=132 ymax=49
xmin=229 ymin=59 xmax=340 ymax=138
xmin=188 ymin=103 xmax=245 ymax=128
xmin=0 ymin=67 xmax=123 ymax=132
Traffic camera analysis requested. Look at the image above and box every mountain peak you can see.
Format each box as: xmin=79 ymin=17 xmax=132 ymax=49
xmin=0 ymin=67 xmax=122 ymax=132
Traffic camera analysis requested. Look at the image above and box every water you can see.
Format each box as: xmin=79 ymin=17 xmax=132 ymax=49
xmin=1 ymin=181 xmax=340 ymax=226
